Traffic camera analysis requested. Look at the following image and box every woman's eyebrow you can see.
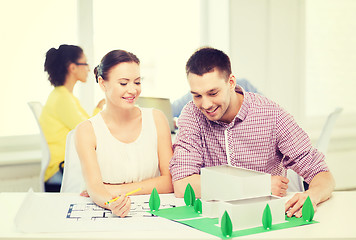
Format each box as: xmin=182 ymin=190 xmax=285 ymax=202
xmin=118 ymin=77 xmax=141 ymax=81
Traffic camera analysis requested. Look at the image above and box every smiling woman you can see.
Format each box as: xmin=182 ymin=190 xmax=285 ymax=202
xmin=74 ymin=50 xmax=174 ymax=217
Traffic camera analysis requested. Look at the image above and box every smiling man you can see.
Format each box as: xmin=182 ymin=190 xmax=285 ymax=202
xmin=169 ymin=47 xmax=335 ymax=218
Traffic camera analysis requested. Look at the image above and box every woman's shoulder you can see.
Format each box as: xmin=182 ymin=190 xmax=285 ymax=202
xmin=144 ymin=108 xmax=169 ymax=131
xmin=139 ymin=107 xmax=164 ymax=120
xmin=76 ymin=119 xmax=93 ymax=134
xmin=75 ymin=119 xmax=96 ymax=140
xmin=149 ymin=108 xmax=167 ymax=124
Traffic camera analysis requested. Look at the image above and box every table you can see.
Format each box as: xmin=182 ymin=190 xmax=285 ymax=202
xmin=0 ymin=191 xmax=355 ymax=240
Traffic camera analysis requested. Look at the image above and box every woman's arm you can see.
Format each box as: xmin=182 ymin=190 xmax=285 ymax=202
xmin=75 ymin=120 xmax=130 ymax=217
xmin=104 ymin=109 xmax=174 ymax=196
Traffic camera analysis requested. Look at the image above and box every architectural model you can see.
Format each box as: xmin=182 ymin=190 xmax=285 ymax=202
xmin=149 ymin=165 xmax=316 ymax=239
xmin=201 ymin=165 xmax=285 ymax=231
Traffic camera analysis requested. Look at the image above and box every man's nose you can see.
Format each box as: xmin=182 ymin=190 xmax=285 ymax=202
xmin=201 ymin=97 xmax=213 ymax=110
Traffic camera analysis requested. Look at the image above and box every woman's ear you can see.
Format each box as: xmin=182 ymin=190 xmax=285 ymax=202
xmin=98 ymin=77 xmax=106 ymax=91
xmin=67 ymin=62 xmax=77 ymax=74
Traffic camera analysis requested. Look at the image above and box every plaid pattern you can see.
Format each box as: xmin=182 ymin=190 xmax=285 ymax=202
xmin=169 ymin=86 xmax=329 ymax=184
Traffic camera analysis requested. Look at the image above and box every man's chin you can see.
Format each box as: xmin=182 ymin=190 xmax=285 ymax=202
xmin=204 ymin=112 xmax=221 ymax=121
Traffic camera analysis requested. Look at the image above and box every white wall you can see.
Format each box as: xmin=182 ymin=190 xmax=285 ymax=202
xmin=200 ymin=0 xmax=230 ymax=54
xmin=77 ymin=0 xmax=95 ymax=114
xmin=229 ymin=0 xmax=356 ymax=190
xmin=229 ymin=0 xmax=305 ymax=120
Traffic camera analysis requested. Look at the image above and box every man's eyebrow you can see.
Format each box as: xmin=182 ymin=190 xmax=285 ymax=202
xmin=191 ymin=88 xmax=218 ymax=95
xmin=207 ymin=88 xmax=218 ymax=93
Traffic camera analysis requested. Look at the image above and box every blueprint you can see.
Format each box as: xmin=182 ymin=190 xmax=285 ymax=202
xmin=66 ymin=200 xmax=176 ymax=220
xmin=14 ymin=191 xmax=183 ymax=233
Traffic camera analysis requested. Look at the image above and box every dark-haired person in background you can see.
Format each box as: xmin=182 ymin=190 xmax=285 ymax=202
xmin=40 ymin=44 xmax=105 ymax=192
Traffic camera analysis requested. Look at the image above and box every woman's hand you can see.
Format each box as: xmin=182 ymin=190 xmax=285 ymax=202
xmin=80 ymin=190 xmax=90 ymax=197
xmin=96 ymin=98 xmax=106 ymax=109
xmin=107 ymin=195 xmax=131 ymax=218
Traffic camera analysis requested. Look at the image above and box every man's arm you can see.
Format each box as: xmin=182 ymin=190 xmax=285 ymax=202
xmin=285 ymin=171 xmax=335 ymax=217
xmin=275 ymin=107 xmax=333 ymax=216
xmin=173 ymin=174 xmax=201 ymax=198
xmin=170 ymin=103 xmax=205 ymax=198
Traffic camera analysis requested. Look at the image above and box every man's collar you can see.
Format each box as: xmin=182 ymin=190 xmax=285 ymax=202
xmin=235 ymin=85 xmax=248 ymax=122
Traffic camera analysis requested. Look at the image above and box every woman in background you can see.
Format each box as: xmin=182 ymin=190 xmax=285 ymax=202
xmin=75 ymin=50 xmax=173 ymax=217
xmin=40 ymin=44 xmax=105 ymax=192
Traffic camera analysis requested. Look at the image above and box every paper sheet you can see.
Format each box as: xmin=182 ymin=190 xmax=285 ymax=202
xmin=14 ymin=192 xmax=184 ymax=233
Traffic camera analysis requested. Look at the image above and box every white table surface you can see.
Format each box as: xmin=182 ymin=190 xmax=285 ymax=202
xmin=0 ymin=191 xmax=355 ymax=240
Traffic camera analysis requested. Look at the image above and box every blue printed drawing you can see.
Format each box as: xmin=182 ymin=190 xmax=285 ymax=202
xmin=66 ymin=201 xmax=175 ymax=221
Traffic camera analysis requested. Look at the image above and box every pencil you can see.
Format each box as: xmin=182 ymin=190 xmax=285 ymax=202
xmin=104 ymin=187 xmax=142 ymax=205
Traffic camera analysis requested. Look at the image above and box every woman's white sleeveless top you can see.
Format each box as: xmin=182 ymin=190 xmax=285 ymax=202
xmin=88 ymin=108 xmax=160 ymax=184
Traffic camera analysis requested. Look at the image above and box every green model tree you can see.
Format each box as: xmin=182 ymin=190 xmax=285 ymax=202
xmin=184 ymin=183 xmax=196 ymax=206
xmin=302 ymin=196 xmax=314 ymax=222
xmin=262 ymin=203 xmax=272 ymax=230
xmin=221 ymin=210 xmax=233 ymax=238
xmin=149 ymin=187 xmax=160 ymax=211
xmin=194 ymin=198 xmax=202 ymax=213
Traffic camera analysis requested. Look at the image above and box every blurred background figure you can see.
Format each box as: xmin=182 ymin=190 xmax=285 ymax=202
xmin=40 ymin=44 xmax=105 ymax=192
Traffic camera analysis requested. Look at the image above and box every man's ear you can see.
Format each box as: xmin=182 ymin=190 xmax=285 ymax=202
xmin=228 ymin=74 xmax=236 ymax=90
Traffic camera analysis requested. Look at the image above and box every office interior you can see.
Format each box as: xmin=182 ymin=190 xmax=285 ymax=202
xmin=0 ymin=0 xmax=355 ymax=193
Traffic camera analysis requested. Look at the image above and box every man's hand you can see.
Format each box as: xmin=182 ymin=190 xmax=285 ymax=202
xmin=271 ymin=175 xmax=289 ymax=197
xmin=285 ymin=192 xmax=317 ymax=218
xmin=284 ymin=171 xmax=334 ymax=218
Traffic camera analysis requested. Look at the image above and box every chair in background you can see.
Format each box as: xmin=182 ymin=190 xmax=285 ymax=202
xmin=27 ymin=101 xmax=50 ymax=192
xmin=287 ymin=107 xmax=343 ymax=192
xmin=315 ymin=107 xmax=343 ymax=153
xmin=60 ymin=129 xmax=85 ymax=193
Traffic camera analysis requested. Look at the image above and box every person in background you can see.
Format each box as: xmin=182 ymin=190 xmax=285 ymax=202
xmin=40 ymin=44 xmax=105 ymax=192
xmin=171 ymin=78 xmax=259 ymax=118
xmin=75 ymin=50 xmax=173 ymax=217
xmin=169 ymin=47 xmax=335 ymax=218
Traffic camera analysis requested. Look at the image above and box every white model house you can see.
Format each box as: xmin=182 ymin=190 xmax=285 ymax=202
xmin=201 ymin=165 xmax=285 ymax=231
